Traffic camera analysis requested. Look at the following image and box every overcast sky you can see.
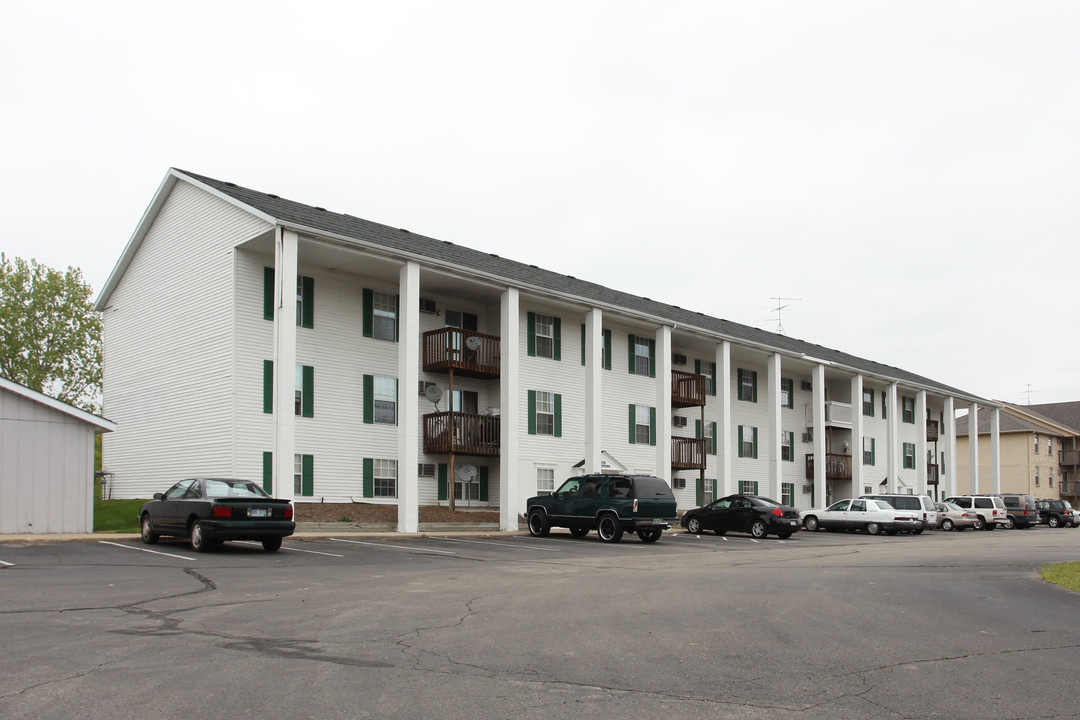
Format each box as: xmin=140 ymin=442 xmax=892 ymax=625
xmin=3 ymin=1 xmax=1077 ymax=405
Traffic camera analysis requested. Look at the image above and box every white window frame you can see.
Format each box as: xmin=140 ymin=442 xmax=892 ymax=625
xmin=373 ymin=291 xmax=397 ymax=341
xmin=373 ymin=459 xmax=397 ymax=498
xmin=534 ymin=313 xmax=554 ymax=359
xmin=535 ymin=391 xmax=555 ymax=436
xmin=536 ymin=465 xmax=556 ymax=495
xmin=633 ymin=336 xmax=650 ymax=376
xmin=373 ymin=375 xmax=398 ymax=425
xmin=293 ymin=453 xmax=303 ymax=495
xmin=636 ymin=404 xmax=652 ymax=445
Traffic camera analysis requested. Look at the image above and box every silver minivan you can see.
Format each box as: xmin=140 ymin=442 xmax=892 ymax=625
xmin=859 ymin=494 xmax=937 ymax=533
xmin=944 ymin=495 xmax=1008 ymax=530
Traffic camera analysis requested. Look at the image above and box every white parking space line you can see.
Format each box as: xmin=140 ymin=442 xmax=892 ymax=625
xmin=329 ymin=538 xmax=457 ymax=555
xmin=442 ymin=537 xmax=562 ymax=551
xmin=234 ymin=541 xmax=344 ymax=557
xmin=98 ymin=541 xmax=196 ymax=561
xmin=0 ymin=560 xmax=14 ymax=567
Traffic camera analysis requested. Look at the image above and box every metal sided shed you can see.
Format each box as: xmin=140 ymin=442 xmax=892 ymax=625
xmin=0 ymin=377 xmax=116 ymax=534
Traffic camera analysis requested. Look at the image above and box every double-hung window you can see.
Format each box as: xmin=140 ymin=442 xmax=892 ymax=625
xmin=536 ymin=467 xmax=555 ymax=495
xmin=781 ymin=431 xmax=795 ymax=461
xmin=373 ymin=292 xmax=397 ymax=341
xmin=528 ymin=391 xmax=562 ymax=436
xmin=902 ymin=396 xmax=915 ymax=424
xmin=374 ymin=459 xmax=397 ymax=498
xmin=903 ymin=442 xmax=915 ymax=469
xmin=863 ymin=437 xmax=876 ymax=466
xmin=863 ymin=388 xmax=874 ymax=416
xmin=629 ymin=334 xmax=654 ymax=377
xmin=737 ymin=369 xmax=757 ymax=402
xmin=781 ymin=482 xmax=794 ymax=507
xmin=737 ymin=425 xmax=758 ymax=458
xmin=534 ymin=313 xmax=555 ymax=359
xmin=363 ymin=375 xmax=397 ymax=425
xmin=293 ymin=454 xmax=313 ymax=496
xmin=697 ymin=360 xmax=717 ymax=396
xmin=629 ymin=404 xmax=655 ymax=445
xmin=780 ymin=378 xmax=793 ymax=409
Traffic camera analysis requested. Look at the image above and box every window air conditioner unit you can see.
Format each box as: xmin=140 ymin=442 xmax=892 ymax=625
xmin=802 ymin=430 xmax=813 ymax=443
xmin=419 ymin=381 xmax=436 ymax=395
xmin=672 ymin=353 xmax=687 ymax=365
xmin=419 ymin=298 xmax=437 ymax=314
xmin=801 ymin=381 xmax=812 ymax=391
xmin=673 ymin=416 xmax=688 ymax=428
xmin=802 ymin=485 xmax=814 ymax=494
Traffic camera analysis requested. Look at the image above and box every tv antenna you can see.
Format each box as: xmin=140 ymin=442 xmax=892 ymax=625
xmin=767 ymin=297 xmax=800 ymax=335
xmin=1022 ymin=383 xmax=1037 ymax=405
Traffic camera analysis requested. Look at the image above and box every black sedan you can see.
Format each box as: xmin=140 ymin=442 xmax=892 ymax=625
xmin=680 ymin=494 xmax=801 ymax=539
xmin=138 ymin=478 xmax=295 ymax=552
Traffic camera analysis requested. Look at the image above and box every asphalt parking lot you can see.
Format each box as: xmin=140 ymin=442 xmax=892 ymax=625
xmin=3 ymin=526 xmax=1080 ymax=720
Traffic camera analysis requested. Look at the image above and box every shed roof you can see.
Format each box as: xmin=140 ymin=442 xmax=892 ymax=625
xmin=0 ymin=377 xmax=116 ymax=432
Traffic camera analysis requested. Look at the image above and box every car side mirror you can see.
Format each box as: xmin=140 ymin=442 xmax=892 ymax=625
xmin=153 ymin=493 xmax=164 ymax=500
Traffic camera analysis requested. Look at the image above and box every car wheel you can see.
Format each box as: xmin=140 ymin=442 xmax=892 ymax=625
xmin=803 ymin=516 xmax=819 ymax=532
xmin=527 ymin=510 xmax=551 ymax=537
xmin=686 ymin=517 xmax=703 ymax=534
xmin=189 ymin=520 xmax=210 ymax=552
xmin=941 ymin=518 xmax=955 ymax=531
xmin=750 ymin=520 xmax=768 ymax=539
xmin=912 ymin=528 xmax=924 ymax=535
xmin=972 ymin=517 xmax=985 ymax=531
xmin=866 ymin=522 xmax=881 ymax=535
xmin=637 ymin=528 xmax=662 ymax=543
xmin=1003 ymin=517 xmax=1015 ymax=530
xmin=1049 ymin=515 xmax=1061 ymax=528
xmin=140 ymin=514 xmax=159 ymax=545
xmin=261 ymin=536 xmax=282 ymax=552
xmin=569 ymin=526 xmax=589 ymax=537
xmin=597 ymin=514 xmax=624 ymax=543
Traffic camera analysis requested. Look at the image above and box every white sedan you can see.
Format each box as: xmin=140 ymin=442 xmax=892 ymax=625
xmin=801 ymin=498 xmax=920 ymax=535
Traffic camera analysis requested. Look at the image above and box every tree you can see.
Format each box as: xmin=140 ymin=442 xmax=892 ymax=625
xmin=0 ymin=253 xmax=102 ymax=413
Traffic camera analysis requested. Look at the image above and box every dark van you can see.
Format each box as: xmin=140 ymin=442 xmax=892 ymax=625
xmin=998 ymin=493 xmax=1038 ymax=529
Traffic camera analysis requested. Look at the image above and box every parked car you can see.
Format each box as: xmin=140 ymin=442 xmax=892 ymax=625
xmin=139 ymin=478 xmax=295 ymax=552
xmin=998 ymin=493 xmax=1038 ymax=529
xmin=859 ymin=494 xmax=937 ymax=533
xmin=934 ymin=501 xmax=978 ymax=531
xmin=525 ymin=474 xmax=677 ymax=543
xmin=1036 ymin=499 xmax=1076 ymax=528
xmin=801 ymin=498 xmax=919 ymax=535
xmin=680 ymin=494 xmax=801 ymax=539
xmin=943 ymin=495 xmax=1007 ymax=530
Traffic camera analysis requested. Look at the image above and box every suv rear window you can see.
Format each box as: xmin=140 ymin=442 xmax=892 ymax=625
xmin=633 ymin=477 xmax=675 ymax=499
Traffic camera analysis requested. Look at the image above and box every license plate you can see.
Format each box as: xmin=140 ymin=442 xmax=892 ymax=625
xmin=652 ymin=518 xmax=664 ymax=525
xmin=248 ymin=507 xmax=268 ymax=518
xmin=789 ymin=520 xmax=798 ymax=526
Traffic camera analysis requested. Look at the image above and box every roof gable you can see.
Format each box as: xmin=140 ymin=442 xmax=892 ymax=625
xmin=0 ymin=377 xmax=116 ymax=432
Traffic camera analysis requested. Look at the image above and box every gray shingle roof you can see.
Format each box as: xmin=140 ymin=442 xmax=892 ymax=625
xmin=176 ymin=168 xmax=989 ymax=404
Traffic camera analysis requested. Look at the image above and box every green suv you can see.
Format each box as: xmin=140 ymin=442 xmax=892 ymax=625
xmin=525 ymin=474 xmax=678 ymax=543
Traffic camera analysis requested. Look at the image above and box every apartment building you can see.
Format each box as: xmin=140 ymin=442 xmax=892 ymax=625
xmin=95 ymin=169 xmax=999 ymax=532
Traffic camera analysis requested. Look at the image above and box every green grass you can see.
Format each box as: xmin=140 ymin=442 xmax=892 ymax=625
xmin=1042 ymin=561 xmax=1080 ymax=593
xmin=94 ymin=498 xmax=147 ymax=533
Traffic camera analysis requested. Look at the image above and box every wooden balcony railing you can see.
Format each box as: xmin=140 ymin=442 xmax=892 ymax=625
xmin=926 ymin=420 xmax=939 ymax=442
xmin=805 ymin=453 xmax=853 ymax=480
xmin=926 ymin=463 xmax=939 ymax=486
xmin=672 ymin=437 xmax=708 ymax=470
xmin=1059 ymin=482 xmax=1080 ymax=497
xmin=1059 ymin=450 xmax=1080 ymax=467
xmin=672 ymin=370 xmax=707 ymax=408
xmin=423 ymin=412 xmax=500 ymax=456
xmin=422 ymin=328 xmax=500 ymax=379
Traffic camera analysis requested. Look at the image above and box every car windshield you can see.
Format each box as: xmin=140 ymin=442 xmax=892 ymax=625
xmin=205 ymin=479 xmax=270 ymax=499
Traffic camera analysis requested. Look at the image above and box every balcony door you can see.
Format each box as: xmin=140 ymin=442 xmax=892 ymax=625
xmin=444 ymin=310 xmax=478 ymax=360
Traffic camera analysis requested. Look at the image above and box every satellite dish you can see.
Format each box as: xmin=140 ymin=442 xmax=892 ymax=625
xmin=424 ymin=383 xmax=443 ymax=406
xmin=464 ymin=335 xmax=482 ymax=351
xmin=456 ymin=464 xmax=478 ymax=483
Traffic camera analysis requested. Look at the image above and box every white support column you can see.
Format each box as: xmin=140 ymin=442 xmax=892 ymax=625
xmin=397 ymin=261 xmax=420 ymax=533
xmin=812 ymin=364 xmax=827 ymax=506
xmin=968 ymin=402 xmax=979 ymax=494
xmin=915 ymin=390 xmax=928 ymax=495
xmin=272 ymin=228 xmax=298 ymax=501
xmin=584 ymin=309 xmax=603 ymax=474
xmin=990 ymin=407 xmax=1001 ymax=494
xmin=499 ymin=288 xmax=521 ymax=532
xmin=851 ymin=375 xmax=864 ymax=498
xmin=887 ymin=383 xmax=899 ymax=493
xmin=943 ymin=397 xmax=956 ymax=497
xmin=767 ymin=353 xmax=782 ymax=500
xmin=716 ymin=341 xmax=731 ymax=497
xmin=655 ymin=325 xmax=672 ymax=478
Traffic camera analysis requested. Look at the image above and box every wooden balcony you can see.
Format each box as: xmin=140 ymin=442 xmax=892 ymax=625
xmin=672 ymin=437 xmax=708 ymax=470
xmin=805 ymin=453 xmax=852 ymax=480
xmin=926 ymin=463 xmax=939 ymax=486
xmin=423 ymin=412 xmax=500 ymax=456
xmin=926 ymin=420 xmax=939 ymax=442
xmin=1059 ymin=482 xmax=1080 ymax=497
xmin=1059 ymin=450 xmax=1080 ymax=467
xmin=422 ymin=328 xmax=500 ymax=379
xmin=672 ymin=370 xmax=707 ymax=408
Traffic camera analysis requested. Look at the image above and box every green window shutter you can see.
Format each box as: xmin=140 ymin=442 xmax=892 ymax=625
xmin=649 ymin=406 xmax=656 ymax=446
xmin=478 ymin=466 xmax=489 ymax=502
xmin=527 ymin=312 xmax=536 ymax=356
xmin=603 ymin=329 xmax=612 ymax=370
xmin=302 ymin=365 xmax=314 ymax=418
xmin=363 ymin=375 xmax=374 ymax=424
xmin=628 ymin=404 xmax=637 ymax=444
xmin=362 ymin=288 xmax=374 ymax=338
xmin=628 ymin=334 xmax=636 ymax=373
xmin=695 ymin=359 xmax=701 ymax=374
xmin=363 ymin=458 xmax=374 ymax=497
xmin=753 ymin=481 xmax=760 ymax=495
xmin=711 ymin=423 xmax=718 ymax=455
xmin=437 ymin=464 xmax=448 ymax=501
xmin=263 ymin=360 xmax=273 ymax=414
xmin=881 ymin=391 xmax=886 ymax=419
xmin=738 ymin=425 xmax=744 ymax=458
xmin=751 ymin=371 xmax=758 ymax=403
xmin=787 ymin=431 xmax=795 ymax=462
xmin=301 ymin=276 xmax=315 ymax=328
xmin=263 ymin=267 xmax=275 ymax=321
xmin=552 ymin=317 xmax=561 ymax=361
xmin=580 ymin=324 xmax=585 ymax=366
xmin=752 ymin=427 xmax=759 ymax=459
xmin=648 ymin=339 xmax=656 ymax=378
xmin=262 ymin=451 xmax=272 ymax=493
xmin=301 ymin=454 xmax=314 ymax=496
xmin=695 ymin=419 xmax=702 ymax=438
xmin=527 ymin=390 xmax=536 ymax=435
xmin=394 ymin=294 xmax=400 ymax=342
xmin=696 ymin=478 xmax=703 ymax=506
xmin=554 ymin=393 xmax=562 ymax=438
xmin=871 ymin=437 xmax=877 ymax=466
